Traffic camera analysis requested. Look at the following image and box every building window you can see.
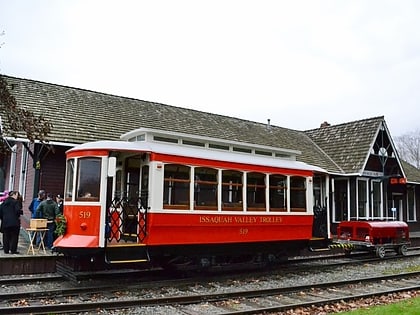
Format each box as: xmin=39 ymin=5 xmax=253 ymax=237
xmin=371 ymin=180 xmax=382 ymax=219
xmin=8 ymin=145 xmax=17 ymax=190
xmin=357 ymin=179 xmax=368 ymax=219
xmin=407 ymin=187 xmax=416 ymax=222
xmin=313 ymin=175 xmax=326 ymax=208
xmin=333 ymin=178 xmax=349 ymax=222
xmin=163 ymin=164 xmax=190 ymax=209
xmin=19 ymin=145 xmax=28 ymax=198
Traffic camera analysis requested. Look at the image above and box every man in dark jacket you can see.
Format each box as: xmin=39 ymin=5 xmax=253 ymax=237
xmin=29 ymin=190 xmax=46 ymax=218
xmin=37 ymin=193 xmax=59 ymax=249
xmin=0 ymin=191 xmax=23 ymax=254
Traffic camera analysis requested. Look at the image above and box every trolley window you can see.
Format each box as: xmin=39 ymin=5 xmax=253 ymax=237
xmin=247 ymin=172 xmax=266 ymax=211
xmin=163 ymin=164 xmax=190 ymax=209
xmin=269 ymin=174 xmax=287 ymax=212
xmin=290 ymin=176 xmax=306 ymax=212
xmin=194 ymin=167 xmax=218 ymax=210
xmin=64 ymin=159 xmax=75 ymax=201
xmin=222 ymin=170 xmax=243 ymax=211
xmin=76 ymin=157 xmax=101 ymax=202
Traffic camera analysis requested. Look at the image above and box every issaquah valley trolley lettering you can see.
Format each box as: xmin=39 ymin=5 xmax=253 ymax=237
xmin=199 ymin=215 xmax=282 ymax=224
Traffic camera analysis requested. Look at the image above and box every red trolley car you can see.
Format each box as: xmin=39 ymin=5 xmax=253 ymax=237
xmin=54 ymin=128 xmax=329 ymax=269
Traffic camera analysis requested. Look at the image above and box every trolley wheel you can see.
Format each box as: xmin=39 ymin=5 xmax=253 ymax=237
xmin=398 ymin=245 xmax=408 ymax=256
xmin=376 ymin=246 xmax=386 ymax=259
xmin=344 ymin=249 xmax=352 ymax=257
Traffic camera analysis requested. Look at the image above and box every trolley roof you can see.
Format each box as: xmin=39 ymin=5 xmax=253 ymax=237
xmin=68 ymin=139 xmax=326 ymax=173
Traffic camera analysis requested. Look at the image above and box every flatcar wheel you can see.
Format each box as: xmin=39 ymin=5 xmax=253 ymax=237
xmin=376 ymin=246 xmax=386 ymax=259
xmin=398 ymin=245 xmax=408 ymax=256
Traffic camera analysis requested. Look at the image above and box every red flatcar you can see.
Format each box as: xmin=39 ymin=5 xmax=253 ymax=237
xmin=336 ymin=220 xmax=410 ymax=258
xmin=54 ymin=128 xmax=329 ymax=269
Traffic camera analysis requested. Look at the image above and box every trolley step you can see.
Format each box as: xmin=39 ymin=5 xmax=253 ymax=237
xmin=105 ymin=245 xmax=150 ymax=264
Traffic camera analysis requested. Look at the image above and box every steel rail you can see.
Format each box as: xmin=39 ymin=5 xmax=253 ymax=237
xmin=0 ymin=251 xmax=419 ymax=301
xmin=0 ymin=271 xmax=419 ymax=314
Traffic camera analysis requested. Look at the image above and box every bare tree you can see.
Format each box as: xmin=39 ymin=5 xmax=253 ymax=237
xmin=394 ymin=129 xmax=420 ymax=169
xmin=0 ymin=75 xmax=53 ymax=153
xmin=0 ymin=31 xmax=54 ymax=194
xmin=0 ymin=30 xmax=52 ymax=152
xmin=0 ymin=30 xmax=4 ymax=49
xmin=0 ymin=31 xmax=52 ymax=153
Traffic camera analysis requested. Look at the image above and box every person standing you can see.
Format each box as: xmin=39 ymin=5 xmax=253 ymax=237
xmin=0 ymin=190 xmax=7 ymax=250
xmin=0 ymin=191 xmax=23 ymax=254
xmin=37 ymin=193 xmax=59 ymax=249
xmin=56 ymin=194 xmax=64 ymax=215
xmin=29 ymin=190 xmax=46 ymax=218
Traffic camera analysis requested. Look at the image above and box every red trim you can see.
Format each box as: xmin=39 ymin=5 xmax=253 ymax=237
xmin=54 ymin=235 xmax=98 ymax=248
xmin=67 ymin=150 xmax=109 ymax=158
xmin=151 ymin=153 xmax=313 ymax=176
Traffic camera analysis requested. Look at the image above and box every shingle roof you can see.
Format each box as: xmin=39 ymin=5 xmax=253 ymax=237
xmin=304 ymin=117 xmax=384 ymax=174
xmin=0 ymin=75 xmax=385 ymax=176
xmin=401 ymin=160 xmax=420 ymax=183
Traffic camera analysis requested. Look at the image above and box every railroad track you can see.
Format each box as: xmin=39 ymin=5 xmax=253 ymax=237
xmin=0 ymin=273 xmax=63 ymax=285
xmin=0 ymin=252 xmax=419 ymax=313
xmin=1 ymin=249 xmax=417 ymax=289
xmin=0 ymin=271 xmax=419 ymax=314
xmin=172 ymin=272 xmax=420 ymax=314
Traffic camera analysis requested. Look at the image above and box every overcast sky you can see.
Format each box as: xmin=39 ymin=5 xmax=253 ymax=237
xmin=1 ymin=0 xmax=419 ymax=137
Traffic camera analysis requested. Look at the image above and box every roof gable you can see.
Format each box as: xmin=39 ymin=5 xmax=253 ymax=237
xmin=305 ymin=117 xmax=384 ymax=174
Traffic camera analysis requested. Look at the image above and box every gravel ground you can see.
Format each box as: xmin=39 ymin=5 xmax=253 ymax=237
xmin=1 ymin=254 xmax=419 ymax=314
xmin=69 ymin=255 xmax=420 ymax=314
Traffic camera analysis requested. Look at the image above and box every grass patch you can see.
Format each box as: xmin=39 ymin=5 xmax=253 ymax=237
xmin=382 ymin=263 xmax=420 ymax=275
xmin=338 ymin=297 xmax=420 ymax=314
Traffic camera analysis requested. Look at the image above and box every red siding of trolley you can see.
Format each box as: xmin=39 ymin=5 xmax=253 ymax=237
xmin=58 ymin=208 xmax=313 ymax=248
xmin=145 ymin=213 xmax=312 ymax=245
xmin=54 ymin=204 xmax=102 ymax=248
